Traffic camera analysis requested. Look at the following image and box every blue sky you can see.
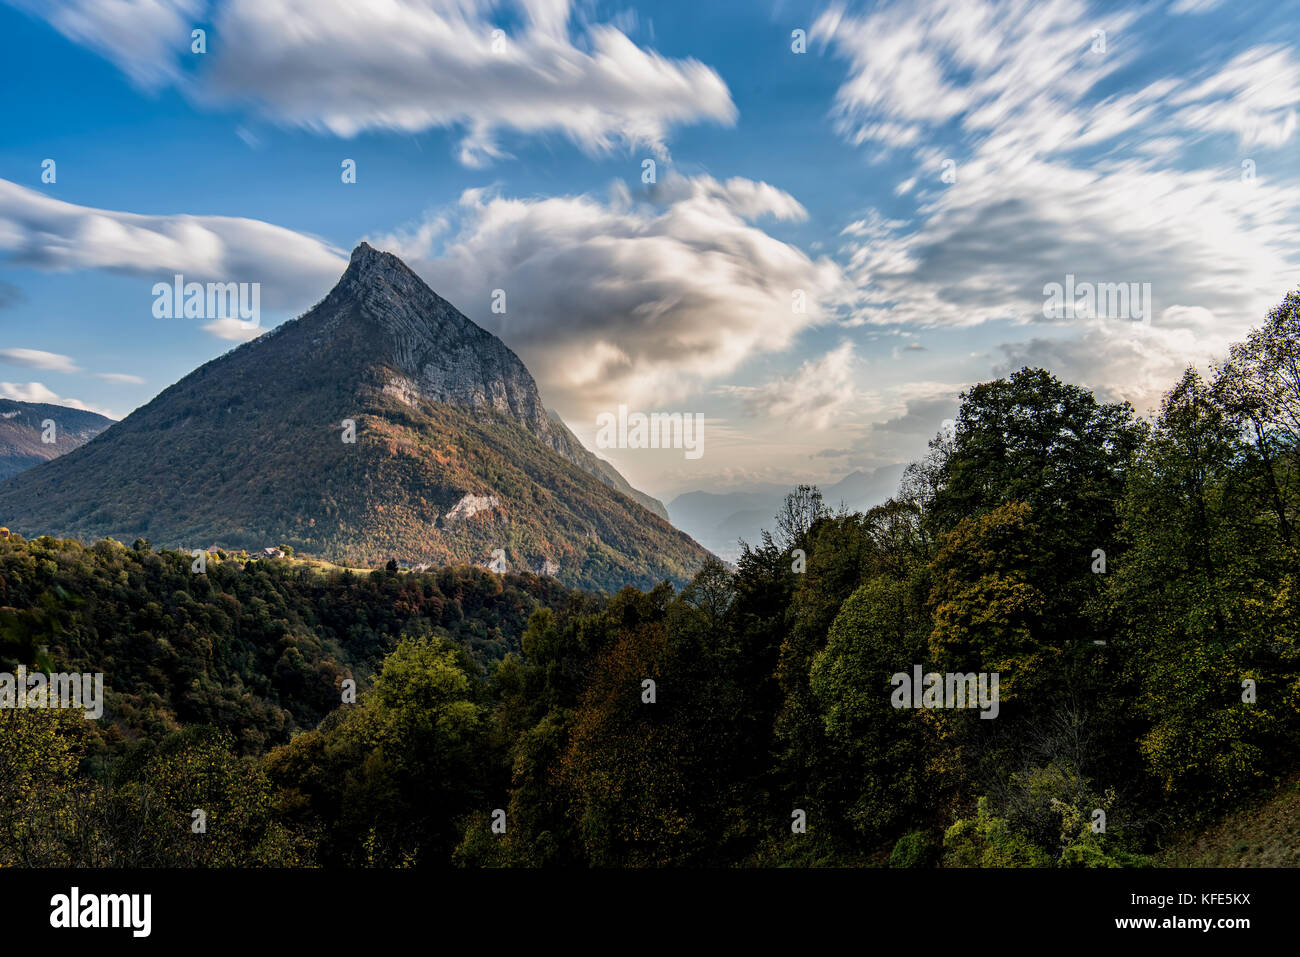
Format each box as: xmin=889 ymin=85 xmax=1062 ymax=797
xmin=2 ymin=0 xmax=1298 ymax=500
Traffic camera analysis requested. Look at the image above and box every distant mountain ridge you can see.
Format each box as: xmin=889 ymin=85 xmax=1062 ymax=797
xmin=0 ymin=398 xmax=113 ymax=480
xmin=668 ymin=464 xmax=908 ymax=560
xmin=0 ymin=243 xmax=705 ymax=591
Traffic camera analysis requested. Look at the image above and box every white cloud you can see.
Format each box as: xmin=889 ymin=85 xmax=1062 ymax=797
xmin=13 ymin=0 xmax=736 ymax=165
xmin=0 ymin=348 xmax=80 ymax=372
xmin=7 ymin=0 xmax=203 ymax=88
xmin=816 ymin=0 xmax=1300 ymax=414
xmin=868 ymin=380 xmax=963 ymax=435
xmin=1169 ymin=0 xmax=1225 ymax=14
xmin=0 ymin=380 xmax=110 ymax=415
xmin=0 ymin=179 xmax=347 ymax=330
xmin=813 ymin=0 xmax=1142 ymax=156
xmin=202 ymin=317 xmax=265 ymax=341
xmin=995 ymin=309 xmax=1232 ymax=415
xmin=720 ymin=342 xmax=860 ymax=430
xmin=1168 ymin=46 xmax=1300 ymax=149
xmin=94 ymin=372 xmax=147 ymax=384
xmin=372 ymin=173 xmax=855 ymax=414
xmin=653 ymin=175 xmax=809 ymax=222
xmin=841 ymin=210 xmax=908 ymax=239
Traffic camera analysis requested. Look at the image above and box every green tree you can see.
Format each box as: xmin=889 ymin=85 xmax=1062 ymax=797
xmin=1109 ymin=369 xmax=1299 ymax=808
xmin=265 ymin=634 xmax=489 ymax=865
xmin=810 ymin=575 xmax=933 ymax=841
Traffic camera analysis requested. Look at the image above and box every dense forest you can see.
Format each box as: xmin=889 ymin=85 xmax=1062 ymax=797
xmin=2 ymin=292 xmax=1298 ymax=868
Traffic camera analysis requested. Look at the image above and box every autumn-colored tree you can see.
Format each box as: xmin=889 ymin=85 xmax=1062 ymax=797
xmin=559 ymin=616 xmax=700 ymax=866
xmin=0 ymin=710 xmax=100 ymax=866
xmin=928 ymin=502 xmax=1049 ymax=698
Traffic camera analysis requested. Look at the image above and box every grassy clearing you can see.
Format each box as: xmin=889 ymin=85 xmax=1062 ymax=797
xmin=1157 ymin=773 xmax=1300 ymax=867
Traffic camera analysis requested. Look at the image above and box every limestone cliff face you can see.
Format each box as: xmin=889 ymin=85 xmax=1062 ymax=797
xmin=306 ymin=243 xmax=667 ymax=515
xmin=326 ymin=243 xmax=555 ymax=436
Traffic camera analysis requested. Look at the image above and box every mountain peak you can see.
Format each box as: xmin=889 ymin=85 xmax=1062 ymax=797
xmin=0 ymin=245 xmax=703 ymax=590
xmin=348 ymin=240 xmax=403 ymax=273
xmin=310 ymin=242 xmax=563 ymax=440
xmin=338 ymin=241 xmax=418 ymax=291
